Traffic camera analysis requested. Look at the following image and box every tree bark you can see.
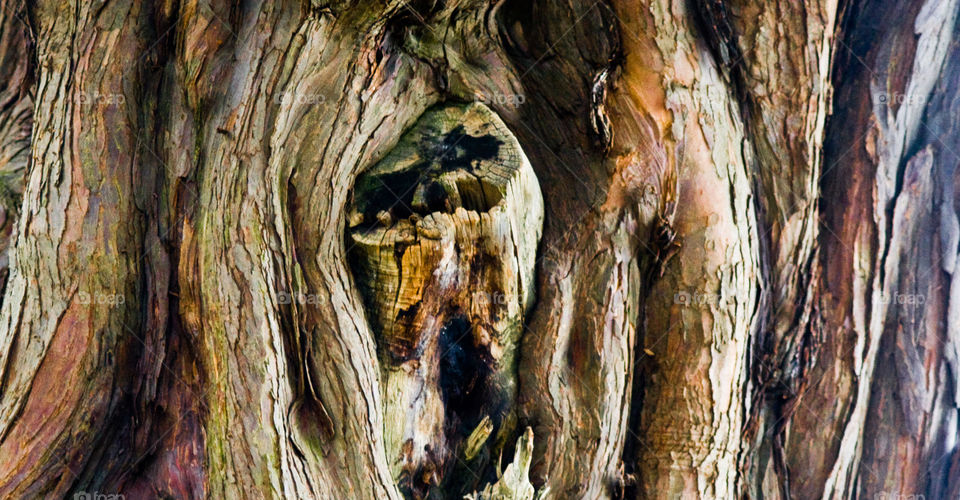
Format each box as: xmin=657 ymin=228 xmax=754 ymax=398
xmin=0 ymin=0 xmax=958 ymax=499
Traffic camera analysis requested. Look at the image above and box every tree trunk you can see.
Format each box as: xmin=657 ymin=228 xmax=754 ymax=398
xmin=0 ymin=0 xmax=958 ymax=498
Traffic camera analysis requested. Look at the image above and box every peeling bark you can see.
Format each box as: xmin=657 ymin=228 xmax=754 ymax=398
xmin=786 ymin=0 xmax=960 ymax=498
xmin=0 ymin=0 xmax=958 ymax=499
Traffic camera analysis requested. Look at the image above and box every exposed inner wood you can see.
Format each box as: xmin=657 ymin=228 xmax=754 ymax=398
xmin=347 ymin=102 xmax=543 ymax=497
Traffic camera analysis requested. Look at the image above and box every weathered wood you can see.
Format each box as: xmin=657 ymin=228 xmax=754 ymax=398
xmin=0 ymin=0 xmax=957 ymax=499
xmin=0 ymin=0 xmax=149 ymax=496
xmin=0 ymin=0 xmax=31 ymax=296
xmin=789 ymin=0 xmax=960 ymax=498
xmin=348 ymin=102 xmax=543 ymax=497
xmin=699 ymin=0 xmax=837 ymax=494
xmin=466 ymin=427 xmax=544 ymax=500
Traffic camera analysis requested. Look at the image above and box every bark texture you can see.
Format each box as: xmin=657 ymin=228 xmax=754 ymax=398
xmin=0 ymin=0 xmax=958 ymax=499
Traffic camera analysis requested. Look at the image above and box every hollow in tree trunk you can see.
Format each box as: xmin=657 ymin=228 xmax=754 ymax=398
xmin=0 ymin=0 xmax=959 ymax=498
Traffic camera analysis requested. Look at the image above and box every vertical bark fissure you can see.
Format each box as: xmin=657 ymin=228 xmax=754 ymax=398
xmin=789 ymin=0 xmax=960 ymax=497
xmin=0 ymin=0 xmax=32 ymax=298
xmin=688 ymin=0 xmax=839 ymax=495
xmin=0 ymin=0 xmax=151 ymax=496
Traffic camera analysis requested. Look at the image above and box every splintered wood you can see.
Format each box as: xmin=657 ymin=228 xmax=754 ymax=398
xmin=347 ymin=102 xmax=543 ymax=496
